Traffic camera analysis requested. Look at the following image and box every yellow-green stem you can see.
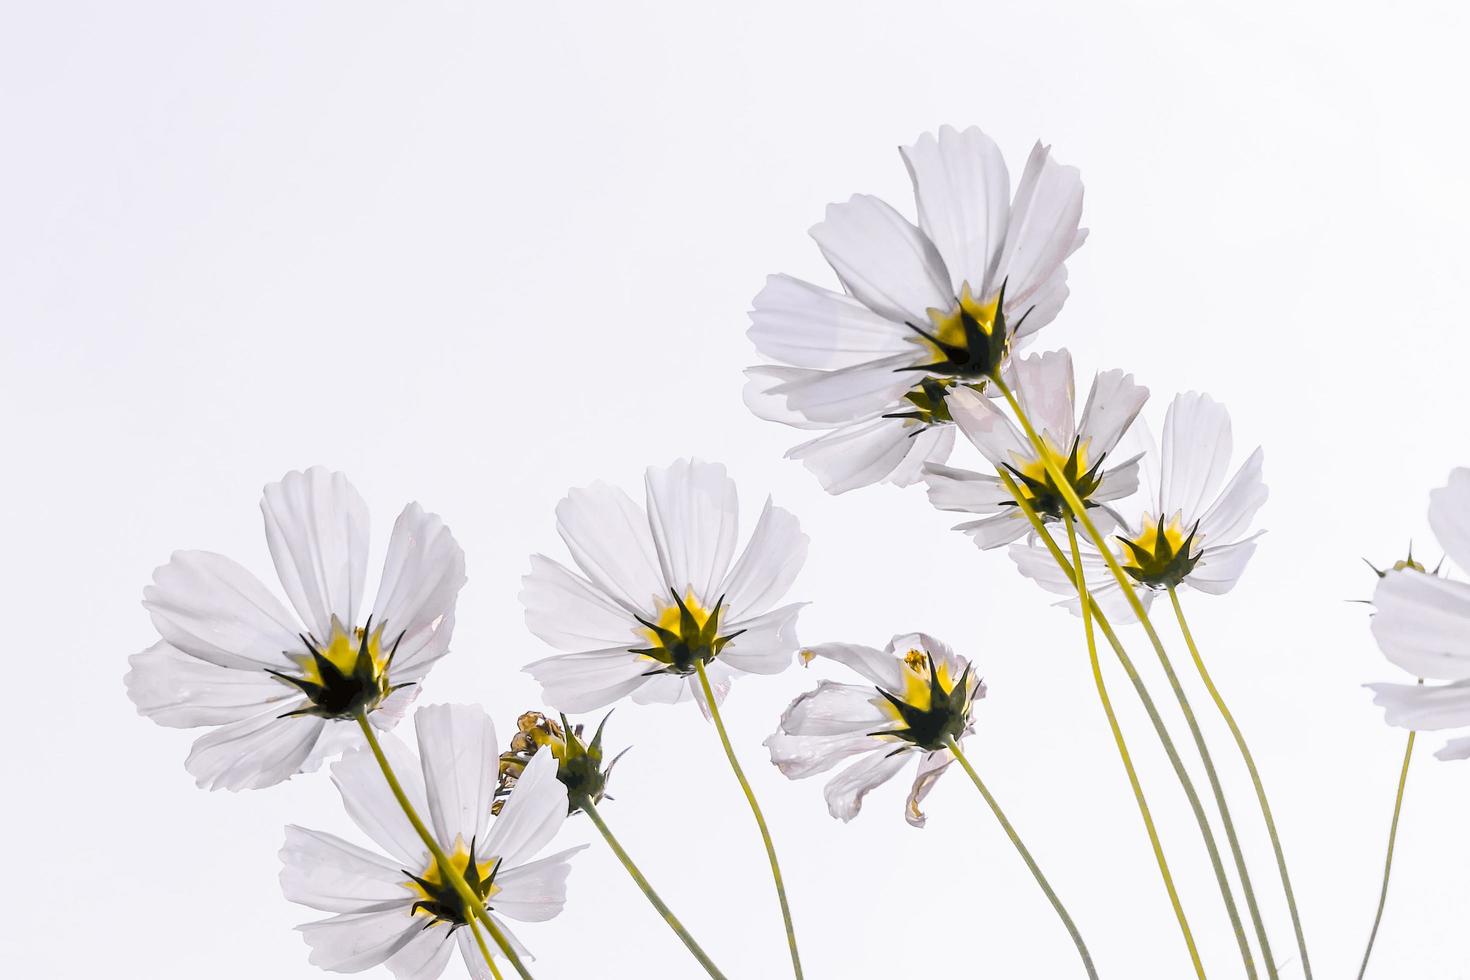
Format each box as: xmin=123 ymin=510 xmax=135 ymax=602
xmin=944 ymin=735 xmax=1098 ymax=978
xmin=693 ymin=660 xmax=803 ymax=979
xmin=353 ymin=714 xmax=533 ymax=980
xmin=1063 ymin=513 xmax=1202 ymax=977
xmin=466 ymin=916 xmax=505 ymax=980
xmin=577 ymin=794 xmax=728 ymax=980
xmin=994 ymin=374 xmax=1272 ymax=977
xmin=1170 ymin=587 xmax=1312 ymax=978
xmin=1356 ymin=719 xmax=1418 ymax=979
xmin=999 ymin=468 xmax=1243 ymax=976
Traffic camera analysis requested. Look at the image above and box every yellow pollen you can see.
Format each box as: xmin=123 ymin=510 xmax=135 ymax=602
xmin=919 ymin=282 xmax=1000 ymax=357
xmin=1122 ymin=512 xmax=1191 ymax=568
xmin=405 ymin=837 xmax=498 ymax=909
xmin=882 ymin=648 xmax=956 ymax=715
xmin=642 ymin=591 xmax=713 ymax=645
xmin=293 ymin=619 xmax=387 ymax=685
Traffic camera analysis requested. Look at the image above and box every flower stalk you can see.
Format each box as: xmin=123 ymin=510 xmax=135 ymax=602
xmin=1356 ymin=718 xmax=1418 ymax=979
xmin=693 ymin=660 xmax=804 ymax=980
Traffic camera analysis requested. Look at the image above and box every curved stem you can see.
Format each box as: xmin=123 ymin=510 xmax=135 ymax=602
xmin=577 ymin=794 xmax=728 ymax=979
xmin=999 ymin=467 xmax=1242 ymax=976
xmin=693 ymin=660 xmax=803 ymax=979
xmin=944 ymin=735 xmax=1098 ymax=978
xmin=1170 ymin=587 xmax=1312 ymax=978
xmin=1063 ymin=513 xmax=1202 ymax=976
xmin=353 ymin=714 xmax=533 ymax=980
xmin=995 ymin=375 xmax=1271 ymax=978
xmin=1356 ymin=722 xmax=1417 ymax=979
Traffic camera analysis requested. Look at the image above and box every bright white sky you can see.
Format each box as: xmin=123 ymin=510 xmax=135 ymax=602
xmin=5 ymin=1 xmax=1470 ymax=977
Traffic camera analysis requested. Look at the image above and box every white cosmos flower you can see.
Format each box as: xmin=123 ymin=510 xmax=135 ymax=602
xmin=765 ymin=633 xmax=985 ymax=827
xmin=743 ymin=124 xmax=1087 ymax=494
xmin=1006 ymin=391 xmax=1265 ymax=618
xmin=281 ymin=704 xmax=585 ymax=977
xmin=923 ymin=348 xmax=1147 ymax=550
xmin=521 ymin=459 xmax=808 ymax=716
xmin=125 ymin=467 xmax=466 ymax=791
xmin=1369 ymin=469 xmax=1470 ymax=761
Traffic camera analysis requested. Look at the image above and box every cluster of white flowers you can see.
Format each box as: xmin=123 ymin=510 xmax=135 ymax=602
xmin=123 ymin=123 xmax=1444 ymax=979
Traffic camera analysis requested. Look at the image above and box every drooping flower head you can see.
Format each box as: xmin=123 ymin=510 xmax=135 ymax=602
xmin=1006 ymin=391 xmax=1265 ymax=616
xmin=1369 ymin=469 xmax=1470 ymax=760
xmin=495 ymin=710 xmax=625 ymax=815
xmin=766 ymin=633 xmax=985 ymax=827
xmin=923 ymin=348 xmax=1147 ymax=550
xmin=281 ymin=704 xmax=585 ymax=977
xmin=743 ymin=125 xmax=1087 ymax=494
xmin=125 ymin=467 xmax=466 ymax=790
xmin=521 ymin=459 xmax=808 ymax=715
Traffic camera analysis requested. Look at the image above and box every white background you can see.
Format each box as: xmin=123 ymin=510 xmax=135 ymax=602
xmin=3 ymin=1 xmax=1469 ymax=977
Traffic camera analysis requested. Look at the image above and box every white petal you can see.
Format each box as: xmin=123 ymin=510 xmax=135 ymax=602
xmin=720 ymin=499 xmax=808 ymax=619
xmin=887 ymin=423 xmax=955 ymax=488
xmin=764 ymin=353 xmax=918 ymax=425
xmin=370 ymin=503 xmax=466 ymax=674
xmin=1368 ymin=679 xmax=1470 ymax=731
xmin=946 ymin=386 xmax=1029 ymax=466
xmin=524 ymin=648 xmax=651 ymax=713
xmin=810 ymin=193 xmax=951 ymax=324
xmin=1013 ymin=261 xmax=1075 ymax=340
xmin=1013 ymin=349 xmax=1077 ymax=449
xmin=297 ymin=908 xmax=419 ymax=973
xmin=741 ymin=366 xmax=835 ymax=429
xmin=491 ymin=846 xmax=587 ymax=922
xmin=415 ymin=704 xmax=498 ymax=851
xmin=644 ymin=459 xmax=739 ymax=603
xmin=483 ymin=748 xmax=568 ymax=868
xmin=900 ymin=125 xmax=1010 ymax=298
xmin=1371 ymin=570 xmax=1470 ymax=680
xmin=1077 ymin=369 xmax=1149 ymax=460
xmin=520 ymin=555 xmax=636 ymax=653
xmin=718 ymin=602 xmax=805 ymax=675
xmin=458 ymin=920 xmax=532 ymax=975
xmin=332 ymin=734 xmax=433 ymax=868
xmin=184 ymin=705 xmax=324 ymax=791
xmin=803 ymin=641 xmax=904 ymax=690
xmin=954 ymin=512 xmax=1031 ymax=550
xmin=1186 ymin=539 xmax=1260 ymax=595
xmin=995 ymin=142 xmax=1085 ymax=311
xmin=775 ymin=680 xmax=891 ymax=737
xmin=1429 ymin=468 xmax=1470 ymax=574
xmin=385 ymin=924 xmax=455 ymax=980
xmin=555 ymin=482 xmax=665 ymax=615
xmin=143 ymin=550 xmax=302 ymax=670
xmin=280 ymin=825 xmax=410 ymax=914
xmin=1159 ymin=393 xmax=1233 ymax=521
xmin=787 ymin=415 xmax=931 ymax=495
xmin=923 ymin=463 xmax=1009 ymax=514
xmin=1434 ymin=736 xmax=1470 ymax=761
xmin=125 ymin=640 xmax=293 ymax=728
xmin=1196 ymin=447 xmax=1267 ymax=546
xmin=748 ymin=273 xmax=911 ymax=369
xmin=261 ymin=467 xmax=370 ymax=639
xmin=823 ymin=747 xmax=913 ymax=821
xmin=905 ymin=749 xmax=955 ymax=828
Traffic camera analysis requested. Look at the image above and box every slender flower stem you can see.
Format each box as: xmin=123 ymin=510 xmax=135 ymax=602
xmin=944 ymin=735 xmax=1098 ymax=979
xmin=693 ymin=660 xmax=803 ymax=979
xmin=994 ymin=374 xmax=1272 ymax=978
xmin=999 ymin=467 xmax=1243 ymax=977
xmin=1357 ymin=719 xmax=1418 ymax=979
xmin=466 ymin=916 xmax=506 ymax=980
xmin=576 ymin=794 xmax=729 ymax=980
xmin=353 ymin=714 xmax=534 ymax=980
xmin=1063 ymin=513 xmax=1202 ymax=976
xmin=1170 ymin=587 xmax=1313 ymax=978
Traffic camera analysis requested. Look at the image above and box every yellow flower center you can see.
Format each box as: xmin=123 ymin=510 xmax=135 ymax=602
xmin=918 ymin=283 xmax=1000 ymax=359
xmin=404 ymin=836 xmax=499 ymax=927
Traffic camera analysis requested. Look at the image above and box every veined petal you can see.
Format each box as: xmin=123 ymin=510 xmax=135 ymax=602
xmin=459 ymin=919 xmax=531 ymax=974
xmin=520 ymin=555 xmax=637 ymax=653
xmin=741 ymin=366 xmax=837 ymax=430
xmin=1187 ymin=538 xmax=1260 ymax=595
xmin=644 ymin=459 xmax=739 ymax=603
xmin=775 ymin=680 xmax=891 ymax=737
xmin=184 ymin=704 xmax=324 ymax=791
xmin=415 ymin=704 xmax=498 ymax=852
xmin=1013 ymin=349 xmax=1077 ymax=449
xmin=1368 ymin=679 xmax=1470 ymax=731
xmin=953 ymin=511 xmax=1031 ymax=550
xmin=483 ymin=748 xmax=568 ymax=868
xmin=1078 ymin=369 xmax=1149 ymax=460
xmin=720 ymin=499 xmax=808 ymax=619
xmin=748 ymin=273 xmax=912 ymax=369
xmin=995 ymin=141 xmax=1085 ymax=311
xmin=143 ymin=550 xmax=302 ymax=671
xmin=125 ymin=640 xmax=295 ymax=728
xmin=1372 ymin=570 xmax=1470 ymax=680
xmin=923 ymin=463 xmax=1010 ymax=514
xmin=905 ymin=749 xmax=955 ymax=828
xmin=261 ymin=467 xmax=370 ymax=640
xmin=802 ymin=641 xmax=904 ymax=691
xmin=1159 ymin=392 xmax=1233 ymax=521
xmin=889 ymin=424 xmax=955 ymax=488
xmin=719 ymin=602 xmax=805 ymax=675
xmin=491 ymin=846 xmax=587 ymax=923
xmin=332 ymin=733 xmax=433 ymax=868
xmin=297 ymin=907 xmax=419 ymax=974
xmin=900 ymin=125 xmax=1010 ymax=298
xmin=823 ymin=746 xmax=912 ymax=822
xmin=280 ymin=825 xmax=410 ymax=914
xmin=787 ymin=415 xmax=940 ymax=495
xmin=384 ymin=924 xmax=455 ymax=980
xmin=946 ymin=386 xmax=1029 ymax=465
xmin=524 ymin=648 xmax=651 ymax=714
xmin=370 ymin=503 xmax=466 ymax=673
xmin=765 ymin=352 xmax=918 ymax=425
xmin=1429 ymin=468 xmax=1470 ymax=574
xmin=555 ymin=482 xmax=665 ymax=615
xmin=810 ymin=193 xmax=951 ymax=324
xmin=1197 ymin=447 xmax=1267 ymax=545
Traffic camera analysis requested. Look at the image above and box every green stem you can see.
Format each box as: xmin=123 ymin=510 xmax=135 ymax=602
xmin=353 ymin=714 xmax=533 ymax=980
xmin=693 ymin=660 xmax=803 ymax=979
xmin=576 ymin=794 xmax=728 ymax=980
xmin=1356 ymin=722 xmax=1418 ymax=979
xmin=944 ymin=735 xmax=1098 ymax=978
xmin=1063 ymin=512 xmax=1202 ymax=976
xmin=1170 ymin=587 xmax=1312 ymax=978
xmin=466 ymin=916 xmax=505 ymax=980
xmin=994 ymin=374 xmax=1271 ymax=978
